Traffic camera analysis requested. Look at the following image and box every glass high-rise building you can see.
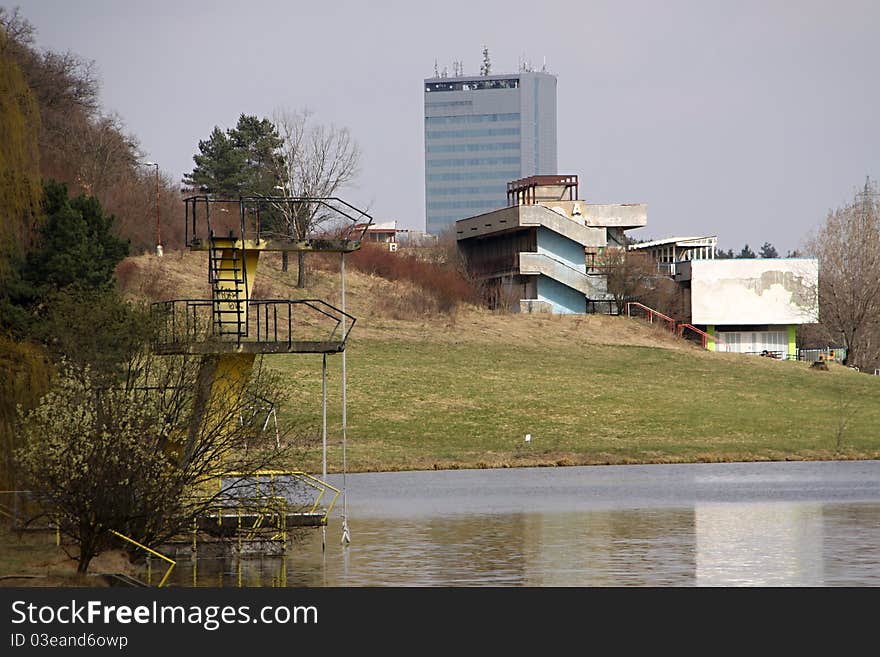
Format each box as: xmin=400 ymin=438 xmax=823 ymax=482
xmin=424 ymin=71 xmax=557 ymax=236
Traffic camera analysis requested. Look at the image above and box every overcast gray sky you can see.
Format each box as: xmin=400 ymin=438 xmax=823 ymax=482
xmin=9 ymin=0 xmax=879 ymax=254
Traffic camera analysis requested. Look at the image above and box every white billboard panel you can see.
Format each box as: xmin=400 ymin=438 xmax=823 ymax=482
xmin=690 ymin=259 xmax=818 ymax=325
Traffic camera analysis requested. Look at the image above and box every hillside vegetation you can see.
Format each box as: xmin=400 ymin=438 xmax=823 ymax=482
xmin=118 ymin=250 xmax=880 ymax=473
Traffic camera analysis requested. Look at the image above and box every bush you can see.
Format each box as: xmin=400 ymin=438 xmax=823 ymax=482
xmin=346 ymin=244 xmax=478 ymax=316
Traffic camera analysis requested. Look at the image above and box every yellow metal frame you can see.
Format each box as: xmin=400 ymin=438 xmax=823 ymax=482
xmin=108 ymin=529 xmax=176 ymax=588
xmin=213 ymin=470 xmax=340 ymax=524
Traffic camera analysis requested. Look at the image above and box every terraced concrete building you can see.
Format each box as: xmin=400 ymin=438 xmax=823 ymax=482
xmin=456 ymin=175 xmax=647 ymax=314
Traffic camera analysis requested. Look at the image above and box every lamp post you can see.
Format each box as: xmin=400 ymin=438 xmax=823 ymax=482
xmin=139 ymin=161 xmax=162 ymax=256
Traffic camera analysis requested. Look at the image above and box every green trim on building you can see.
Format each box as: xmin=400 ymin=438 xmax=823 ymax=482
xmin=707 ymin=324 xmax=715 ymax=352
xmin=788 ymin=324 xmax=797 ymax=360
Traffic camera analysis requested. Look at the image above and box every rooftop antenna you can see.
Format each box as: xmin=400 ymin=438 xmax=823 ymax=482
xmin=434 ymin=59 xmax=439 ymax=77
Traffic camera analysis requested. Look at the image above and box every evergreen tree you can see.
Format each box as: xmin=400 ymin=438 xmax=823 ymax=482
xmin=182 ymin=126 xmax=246 ymax=196
xmin=737 ymin=244 xmax=756 ymax=258
xmin=23 ymin=180 xmax=129 ymax=292
xmin=183 ymin=114 xmax=283 ymax=198
xmin=758 ymin=241 xmax=778 ymax=258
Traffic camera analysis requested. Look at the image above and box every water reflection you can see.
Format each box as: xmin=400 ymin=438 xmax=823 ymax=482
xmin=695 ymin=503 xmax=824 ymax=586
xmin=166 ymin=502 xmax=880 ymax=587
xmin=164 ymin=462 xmax=880 ymax=587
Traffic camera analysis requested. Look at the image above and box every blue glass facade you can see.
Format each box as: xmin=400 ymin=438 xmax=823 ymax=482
xmin=424 ymin=72 xmax=557 ymax=236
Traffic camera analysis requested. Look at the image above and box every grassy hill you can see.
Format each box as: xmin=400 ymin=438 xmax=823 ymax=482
xmin=119 ymin=250 xmax=880 ymax=473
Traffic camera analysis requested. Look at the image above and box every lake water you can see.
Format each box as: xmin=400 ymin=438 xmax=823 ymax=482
xmin=170 ymin=460 xmax=880 ymax=587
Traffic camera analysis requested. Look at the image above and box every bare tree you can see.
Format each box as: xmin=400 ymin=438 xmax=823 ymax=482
xmin=15 ymin=352 xmax=291 ymax=574
xmin=805 ymin=178 xmax=880 ymax=370
xmin=599 ymin=248 xmax=658 ymax=314
xmin=270 ymin=108 xmax=361 ymax=287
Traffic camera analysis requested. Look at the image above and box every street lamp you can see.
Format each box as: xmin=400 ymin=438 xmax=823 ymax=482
xmin=138 ymin=161 xmax=162 ymax=256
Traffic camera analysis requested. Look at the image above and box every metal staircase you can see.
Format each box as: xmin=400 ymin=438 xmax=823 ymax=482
xmin=208 ymin=232 xmax=248 ymax=340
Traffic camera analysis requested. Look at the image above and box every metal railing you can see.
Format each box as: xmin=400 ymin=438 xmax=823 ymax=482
xmin=625 ymin=301 xmax=676 ymax=333
xmin=108 ymin=530 xmax=176 ymax=588
xmin=150 ymin=298 xmax=356 ymax=349
xmin=586 ymin=299 xmax=620 ymax=315
xmin=204 ymin=470 xmax=340 ymax=527
xmin=677 ymin=323 xmax=725 ymax=349
xmin=797 ymin=347 xmax=847 ymax=363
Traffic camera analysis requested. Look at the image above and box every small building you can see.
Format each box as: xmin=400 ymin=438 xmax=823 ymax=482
xmin=361 ymin=221 xmax=399 ymax=244
xmin=353 ymin=221 xmax=439 ymax=251
xmin=629 ymin=235 xmax=718 ymax=276
xmin=675 ymin=258 xmax=819 ymax=358
xmin=456 ymin=174 xmax=646 ymax=314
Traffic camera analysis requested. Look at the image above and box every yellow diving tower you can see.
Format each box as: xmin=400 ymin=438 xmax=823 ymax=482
xmin=150 ymin=195 xmax=370 ymax=539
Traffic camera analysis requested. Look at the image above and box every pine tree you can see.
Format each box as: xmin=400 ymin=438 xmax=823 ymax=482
xmin=23 ymin=180 xmax=129 ymax=292
xmin=182 ymin=126 xmax=245 ymax=196
xmin=183 ymin=114 xmax=283 ymax=198
xmin=758 ymin=242 xmax=778 ymax=258
xmin=737 ymin=244 xmax=756 ymax=258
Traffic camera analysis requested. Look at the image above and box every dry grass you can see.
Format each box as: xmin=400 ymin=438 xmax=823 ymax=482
xmin=0 ymin=524 xmax=143 ymax=586
xmin=118 ymin=249 xmax=696 ymax=351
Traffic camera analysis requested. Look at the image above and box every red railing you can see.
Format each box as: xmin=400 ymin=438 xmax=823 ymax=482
xmin=625 ymin=302 xmax=676 ymax=334
xmin=677 ymin=323 xmax=725 ymax=349
xmin=624 ymin=302 xmax=729 ymax=351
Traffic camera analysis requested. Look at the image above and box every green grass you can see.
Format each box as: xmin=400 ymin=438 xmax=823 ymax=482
xmin=118 ymin=253 xmax=880 ymax=472
xmin=271 ymin=337 xmax=880 ymax=473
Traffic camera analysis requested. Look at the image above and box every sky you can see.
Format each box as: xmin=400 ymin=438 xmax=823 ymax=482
xmin=8 ymin=0 xmax=880 ymax=255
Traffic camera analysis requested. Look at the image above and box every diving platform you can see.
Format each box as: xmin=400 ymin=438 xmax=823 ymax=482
xmin=189 ymin=237 xmax=362 ymax=253
xmin=197 ymin=511 xmax=328 ymax=534
xmin=150 ymin=298 xmax=355 ymax=355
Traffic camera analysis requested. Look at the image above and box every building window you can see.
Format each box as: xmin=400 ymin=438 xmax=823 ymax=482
xmin=426 ymin=127 xmax=521 ymax=139
xmin=426 ymin=156 xmax=521 ymax=168
xmin=425 ymin=79 xmax=519 ymax=93
xmin=426 ymin=170 xmax=520 ymax=182
xmin=426 ymin=185 xmax=505 ymax=196
xmin=426 ymin=142 xmax=520 ymax=154
xmin=425 ymin=113 xmax=520 ymax=126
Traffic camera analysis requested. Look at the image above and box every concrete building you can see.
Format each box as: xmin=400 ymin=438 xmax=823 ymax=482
xmin=353 ymin=220 xmax=438 ymax=250
xmin=628 ymin=236 xmax=819 ymax=358
xmin=676 ymin=258 xmax=819 ymax=359
xmin=629 ymin=235 xmax=718 ymax=276
xmin=456 ymin=175 xmax=647 ymax=314
xmin=424 ymin=71 xmax=557 ymax=236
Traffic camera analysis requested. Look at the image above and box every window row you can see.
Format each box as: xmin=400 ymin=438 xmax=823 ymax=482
xmin=427 ymin=170 xmax=520 ymax=182
xmin=427 ymin=185 xmax=504 ymax=196
xmin=426 ymin=127 xmax=521 ymax=140
xmin=427 ymin=199 xmax=504 ymax=210
xmin=426 ymin=156 xmax=521 ymax=168
xmin=425 ymin=79 xmax=519 ymax=93
xmin=425 ymin=100 xmax=474 ymax=108
xmin=425 ymin=113 xmax=520 ymax=126
xmin=426 ymin=142 xmax=520 ymax=154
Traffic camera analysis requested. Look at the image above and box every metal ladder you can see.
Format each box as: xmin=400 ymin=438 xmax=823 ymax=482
xmin=208 ymin=232 xmax=248 ymax=340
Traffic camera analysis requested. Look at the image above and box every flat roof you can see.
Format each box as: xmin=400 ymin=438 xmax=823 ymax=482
xmin=424 ymin=71 xmax=556 ymax=83
xmin=630 ymin=236 xmax=717 ymax=249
